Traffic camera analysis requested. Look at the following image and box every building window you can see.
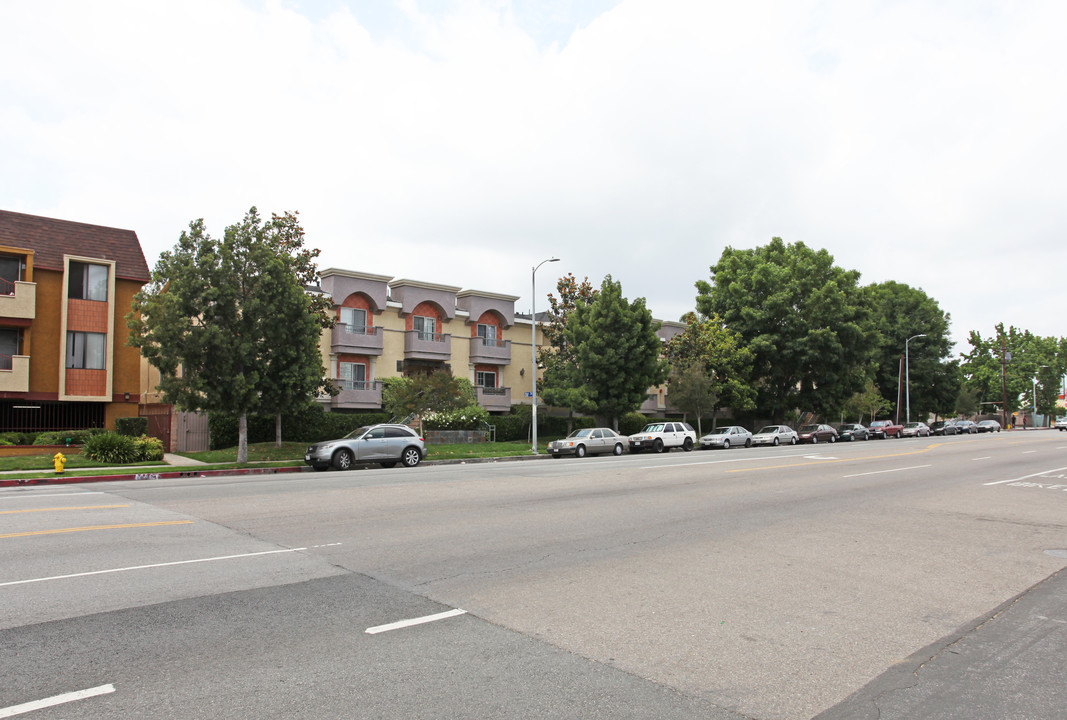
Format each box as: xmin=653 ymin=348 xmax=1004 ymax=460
xmin=413 ymin=315 xmax=437 ymax=341
xmin=341 ymin=307 xmax=367 ymax=334
xmin=339 ymin=361 xmax=367 ymax=390
xmin=476 ymin=370 xmax=497 ymax=388
xmin=476 ymin=323 xmax=498 ymax=346
xmin=68 ymin=262 xmax=109 ymax=301
xmin=0 ymin=328 xmax=20 ymax=370
xmin=66 ymin=331 xmax=106 ymax=369
xmin=0 ymin=255 xmax=23 ymax=296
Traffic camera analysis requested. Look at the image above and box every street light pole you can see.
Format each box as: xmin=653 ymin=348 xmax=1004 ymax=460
xmin=531 ymin=257 xmax=559 ymax=454
xmin=905 ymin=333 xmax=926 ymax=425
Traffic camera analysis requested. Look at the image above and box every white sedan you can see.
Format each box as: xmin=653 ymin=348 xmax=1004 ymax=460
xmin=750 ymin=425 xmax=799 ymax=447
xmin=700 ymin=425 xmax=753 ymax=449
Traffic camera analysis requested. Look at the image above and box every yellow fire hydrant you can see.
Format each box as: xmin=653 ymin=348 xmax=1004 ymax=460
xmin=53 ymin=451 xmax=66 ymax=474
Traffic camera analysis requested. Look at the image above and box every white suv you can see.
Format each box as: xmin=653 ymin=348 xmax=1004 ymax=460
xmin=1056 ymin=417 xmax=1067 ymax=431
xmin=628 ymin=421 xmax=697 ymax=453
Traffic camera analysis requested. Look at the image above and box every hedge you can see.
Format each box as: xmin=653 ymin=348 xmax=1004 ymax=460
xmin=208 ymin=402 xmax=391 ymax=449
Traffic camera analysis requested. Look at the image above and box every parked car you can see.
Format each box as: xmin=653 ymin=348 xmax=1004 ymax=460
xmin=700 ymin=425 xmax=752 ymax=449
xmin=976 ymin=420 xmax=1002 ymax=433
xmin=836 ymin=423 xmax=869 ymax=441
xmin=750 ymin=425 xmax=799 ymax=446
xmin=900 ymin=421 xmax=931 ymax=437
xmin=628 ymin=421 xmax=697 ymax=453
xmin=929 ymin=420 xmax=959 ymax=436
xmin=955 ymin=420 xmax=979 ymax=434
xmin=548 ymin=428 xmax=626 ymax=458
xmin=798 ymin=424 xmax=838 ymax=444
xmin=305 ymin=423 xmax=425 ymax=470
xmin=868 ymin=420 xmax=903 ymax=439
xmin=1056 ymin=417 xmax=1067 ymax=431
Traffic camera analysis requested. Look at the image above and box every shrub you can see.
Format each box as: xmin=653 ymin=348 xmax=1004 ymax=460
xmin=0 ymin=432 xmax=36 ymax=445
xmin=423 ymin=406 xmax=490 ymax=430
xmin=134 ymin=434 xmax=165 ymax=461
xmin=208 ymin=402 xmax=391 ymax=449
xmin=83 ymin=432 xmax=140 ymax=464
xmin=32 ymin=429 xmax=101 ymax=446
xmin=618 ymin=412 xmax=650 ymax=436
xmin=115 ymin=417 xmax=149 ymax=436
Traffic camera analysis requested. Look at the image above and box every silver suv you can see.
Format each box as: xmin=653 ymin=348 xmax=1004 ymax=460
xmin=305 ymin=423 xmax=426 ymax=471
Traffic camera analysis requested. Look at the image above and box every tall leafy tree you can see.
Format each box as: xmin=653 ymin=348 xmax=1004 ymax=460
xmin=539 ymin=274 xmax=598 ymax=428
xmin=695 ymin=238 xmax=873 ymax=422
xmin=663 ymin=312 xmax=755 ymax=430
xmin=564 ymin=275 xmax=668 ymax=428
xmin=863 ymin=281 xmax=954 ymax=420
xmin=128 ymin=208 xmax=329 ymax=462
xmin=665 ymin=362 xmax=716 ymax=434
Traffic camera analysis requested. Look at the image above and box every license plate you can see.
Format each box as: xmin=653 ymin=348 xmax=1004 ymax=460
xmin=304 ymin=454 xmax=311 ymax=461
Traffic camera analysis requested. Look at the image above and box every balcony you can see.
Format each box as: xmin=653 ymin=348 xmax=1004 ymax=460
xmin=331 ymin=324 xmax=384 ymax=355
xmin=0 ymin=354 xmax=29 ymax=392
xmin=404 ymin=331 xmax=451 ymax=361
xmin=0 ymin=281 xmax=36 ymax=321
xmin=469 ymin=337 xmax=511 ymax=365
xmin=476 ymin=386 xmax=511 ymax=412
xmin=330 ymin=379 xmax=384 ymax=410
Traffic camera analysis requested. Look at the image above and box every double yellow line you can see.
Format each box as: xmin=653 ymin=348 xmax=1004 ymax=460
xmin=0 ymin=504 xmax=193 ymax=539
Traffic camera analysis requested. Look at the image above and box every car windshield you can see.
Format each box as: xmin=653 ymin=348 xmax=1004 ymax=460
xmin=756 ymin=426 xmax=780 ymax=435
xmin=641 ymin=424 xmax=665 ymax=433
xmin=837 ymin=425 xmax=854 ymax=431
xmin=799 ymin=425 xmax=818 ymax=432
xmin=569 ymin=429 xmax=593 ymax=438
xmin=904 ymin=423 xmax=920 ymax=428
xmin=343 ymin=426 xmax=370 ymax=440
xmin=706 ymin=428 xmax=729 ymax=435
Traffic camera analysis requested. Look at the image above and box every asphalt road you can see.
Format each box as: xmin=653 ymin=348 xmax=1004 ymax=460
xmin=2 ymin=430 xmax=1065 ymax=718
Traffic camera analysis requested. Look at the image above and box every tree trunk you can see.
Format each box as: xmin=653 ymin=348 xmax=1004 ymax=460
xmin=238 ymin=412 xmax=249 ymax=464
xmin=275 ymin=412 xmax=282 ymax=447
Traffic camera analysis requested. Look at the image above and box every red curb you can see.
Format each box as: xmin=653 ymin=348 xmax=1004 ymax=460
xmin=0 ymin=465 xmax=308 ymax=488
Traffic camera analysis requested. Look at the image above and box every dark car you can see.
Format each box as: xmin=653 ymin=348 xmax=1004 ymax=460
xmin=955 ymin=420 xmax=979 ymax=435
xmin=930 ymin=420 xmax=959 ymax=436
xmin=836 ymin=423 xmax=869 ymax=441
xmin=798 ymin=424 xmax=838 ymax=444
xmin=305 ymin=423 xmax=426 ymax=470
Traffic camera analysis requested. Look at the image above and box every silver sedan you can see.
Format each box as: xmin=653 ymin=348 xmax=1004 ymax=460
xmin=750 ymin=425 xmax=799 ymax=447
xmin=700 ymin=425 xmax=753 ymax=449
xmin=548 ymin=428 xmax=627 ymax=458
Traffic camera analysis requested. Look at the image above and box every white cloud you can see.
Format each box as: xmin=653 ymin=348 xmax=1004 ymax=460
xmin=2 ymin=0 xmax=1065 ymax=353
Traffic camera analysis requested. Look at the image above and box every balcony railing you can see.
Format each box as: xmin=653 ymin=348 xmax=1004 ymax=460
xmin=404 ymin=330 xmax=451 ymax=360
xmin=330 ymin=378 xmax=384 ymax=409
xmin=469 ymin=336 xmax=511 ymax=365
xmin=331 ymin=323 xmax=384 ymax=355
xmin=476 ymin=386 xmax=511 ymax=411
xmin=0 ymin=281 xmax=36 ymax=320
xmin=0 ymin=354 xmax=30 ymax=393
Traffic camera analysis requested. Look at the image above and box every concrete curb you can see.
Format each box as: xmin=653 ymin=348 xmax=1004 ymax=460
xmin=0 ymin=452 xmax=553 ymax=487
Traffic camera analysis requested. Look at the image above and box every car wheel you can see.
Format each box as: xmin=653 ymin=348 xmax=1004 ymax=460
xmin=613 ymin=443 xmax=624 ymax=456
xmin=811 ymin=436 xmax=818 ymax=444
xmin=333 ymin=448 xmax=354 ymax=471
xmin=380 ymin=461 xmax=397 ymax=468
xmin=723 ymin=439 xmax=730 ymax=449
xmin=401 ymin=447 xmax=422 ymax=467
xmin=773 ymin=437 xmax=780 ymax=446
xmin=575 ymin=444 xmax=586 ymax=458
xmin=830 ymin=435 xmax=836 ymax=443
xmin=653 ymin=439 xmax=665 ymax=453
xmin=745 ymin=438 xmax=752 ymax=448
xmin=790 ymin=436 xmax=797 ymax=445
xmin=683 ymin=438 xmax=694 ymax=452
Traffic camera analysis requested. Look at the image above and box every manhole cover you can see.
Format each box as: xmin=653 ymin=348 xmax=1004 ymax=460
xmin=1044 ymin=550 xmax=1067 ymax=559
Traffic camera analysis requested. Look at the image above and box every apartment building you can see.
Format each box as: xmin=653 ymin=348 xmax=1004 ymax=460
xmin=316 ymin=269 xmax=538 ymax=413
xmin=0 ymin=209 xmax=150 ymax=431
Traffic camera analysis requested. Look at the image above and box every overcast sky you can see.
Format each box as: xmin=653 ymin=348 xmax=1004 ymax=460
xmin=3 ymin=0 xmax=1064 ymax=354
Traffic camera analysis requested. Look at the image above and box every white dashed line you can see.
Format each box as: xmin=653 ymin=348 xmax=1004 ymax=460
xmin=985 ymin=465 xmax=1067 ymax=486
xmin=0 ymin=684 xmax=115 ymax=718
xmin=366 ymin=608 xmax=467 ymax=634
xmin=842 ymin=464 xmax=930 ymax=478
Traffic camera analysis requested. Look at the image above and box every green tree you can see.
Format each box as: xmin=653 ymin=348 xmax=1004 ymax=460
xmin=695 ymin=238 xmax=873 ymax=422
xmin=565 ymin=275 xmax=669 ymax=428
xmin=840 ymin=380 xmax=893 ymax=424
xmin=539 ymin=274 xmax=599 ymax=430
xmin=863 ymin=281 xmax=954 ymax=420
xmin=128 ymin=208 xmax=328 ymax=463
xmin=382 ymin=372 xmax=476 ymax=419
xmin=666 ymin=362 xmax=716 ymax=434
xmin=663 ymin=312 xmax=755 ymax=428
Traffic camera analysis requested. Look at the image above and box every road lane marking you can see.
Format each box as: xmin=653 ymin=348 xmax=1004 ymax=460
xmin=984 ymin=465 xmax=1067 ymax=486
xmin=972 ymin=457 xmax=991 ymax=460
xmin=0 ymin=491 xmax=104 ymax=500
xmin=366 ymin=608 xmax=467 ymax=635
xmin=0 ymin=684 xmax=115 ymax=718
xmin=843 ymin=464 xmax=931 ymax=478
xmin=1023 ymin=450 xmax=1036 ymax=454
xmin=0 ymin=544 xmax=342 ymax=587
xmin=0 ymin=504 xmax=129 ymax=515
xmin=728 ymin=444 xmax=942 ymax=473
xmin=0 ymin=520 xmax=192 ymax=539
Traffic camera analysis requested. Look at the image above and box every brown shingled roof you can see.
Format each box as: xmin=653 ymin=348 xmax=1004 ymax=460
xmin=0 ymin=209 xmax=151 ymax=282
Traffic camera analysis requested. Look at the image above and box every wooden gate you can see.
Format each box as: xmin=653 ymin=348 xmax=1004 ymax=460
xmin=139 ymin=403 xmax=172 ymax=451
xmin=175 ymin=411 xmax=210 ymax=453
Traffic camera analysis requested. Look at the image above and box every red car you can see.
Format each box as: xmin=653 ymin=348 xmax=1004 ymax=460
xmin=868 ymin=420 xmax=903 ymax=439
